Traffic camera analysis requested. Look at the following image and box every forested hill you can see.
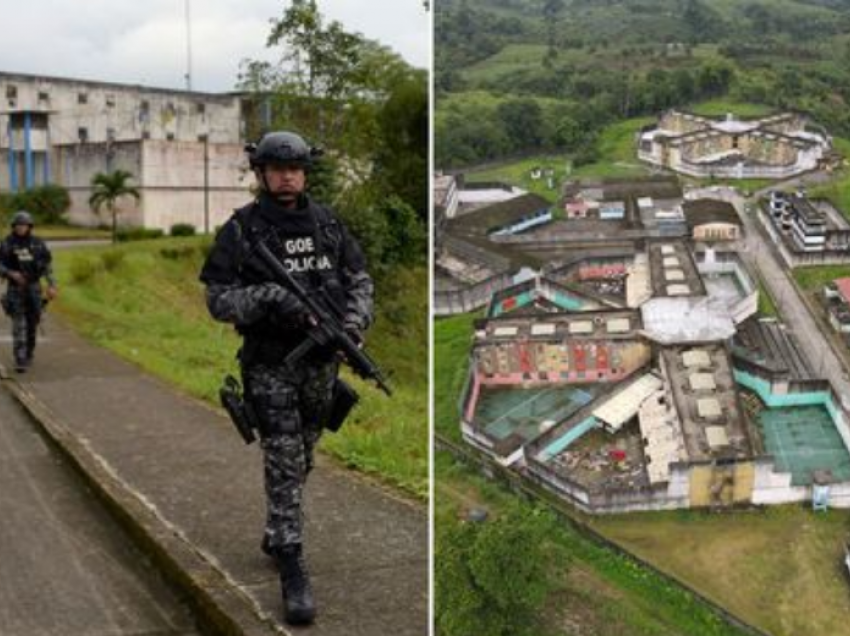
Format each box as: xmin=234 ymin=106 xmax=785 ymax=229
xmin=436 ymin=0 xmax=850 ymax=168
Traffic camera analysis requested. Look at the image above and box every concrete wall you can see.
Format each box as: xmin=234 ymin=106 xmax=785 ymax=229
xmin=0 ymin=72 xmax=241 ymax=146
xmin=58 ymin=139 xmax=250 ymax=230
xmin=524 ymin=458 xmax=691 ymax=514
xmin=434 ymin=272 xmax=514 ymax=316
xmin=696 ymin=256 xmax=759 ymax=324
xmin=688 ymin=461 xmax=755 ymax=507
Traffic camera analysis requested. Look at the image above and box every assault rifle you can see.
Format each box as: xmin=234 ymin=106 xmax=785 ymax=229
xmin=254 ymin=236 xmax=393 ymax=397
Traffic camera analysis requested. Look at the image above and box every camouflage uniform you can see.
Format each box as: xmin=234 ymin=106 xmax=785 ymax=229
xmin=200 ymin=191 xmax=373 ymax=551
xmin=0 ymin=232 xmax=55 ymax=368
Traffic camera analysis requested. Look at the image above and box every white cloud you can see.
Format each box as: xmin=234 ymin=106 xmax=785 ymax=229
xmin=0 ymin=0 xmax=429 ymax=92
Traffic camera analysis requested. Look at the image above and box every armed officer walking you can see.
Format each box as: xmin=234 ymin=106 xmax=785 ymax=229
xmin=199 ymin=131 xmax=374 ymax=625
xmin=0 ymin=211 xmax=57 ymax=373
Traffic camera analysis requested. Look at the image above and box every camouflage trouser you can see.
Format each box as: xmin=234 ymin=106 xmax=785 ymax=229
xmin=244 ymin=360 xmax=338 ymax=549
xmin=2 ymin=284 xmax=42 ymax=364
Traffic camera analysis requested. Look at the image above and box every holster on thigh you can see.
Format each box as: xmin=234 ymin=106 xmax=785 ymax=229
xmin=1 ymin=291 xmax=20 ymax=316
xmin=323 ymin=378 xmax=359 ymax=433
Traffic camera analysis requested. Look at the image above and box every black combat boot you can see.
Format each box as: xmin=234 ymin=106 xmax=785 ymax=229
xmin=276 ymin=544 xmax=316 ymax=625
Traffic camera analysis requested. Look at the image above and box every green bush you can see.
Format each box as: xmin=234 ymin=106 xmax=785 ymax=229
xmin=170 ymin=223 xmax=196 ymax=237
xmin=100 ymin=250 xmax=126 ymax=272
xmin=116 ymin=227 xmax=164 ymax=242
xmin=159 ymin=246 xmax=198 ymax=260
xmin=6 ymin=185 xmax=71 ymax=225
xmin=69 ymin=256 xmax=100 ymax=284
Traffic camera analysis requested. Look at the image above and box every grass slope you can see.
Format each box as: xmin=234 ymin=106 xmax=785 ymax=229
xmin=51 ymin=238 xmax=428 ymax=499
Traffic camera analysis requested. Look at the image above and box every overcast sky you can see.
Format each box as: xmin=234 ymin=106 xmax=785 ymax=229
xmin=0 ymin=0 xmax=429 ymax=93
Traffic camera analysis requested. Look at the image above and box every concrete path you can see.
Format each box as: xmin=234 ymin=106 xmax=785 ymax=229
xmin=0 ymin=385 xmax=199 ymax=636
xmin=0 ymin=314 xmax=428 ymax=636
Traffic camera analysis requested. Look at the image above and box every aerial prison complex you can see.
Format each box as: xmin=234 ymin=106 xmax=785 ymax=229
xmin=436 ymin=174 xmax=850 ymax=513
xmin=638 ymin=110 xmax=834 ymax=180
xmin=0 ymin=71 xmax=254 ymax=230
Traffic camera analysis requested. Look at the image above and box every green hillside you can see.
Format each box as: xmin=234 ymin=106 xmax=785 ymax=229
xmin=436 ymin=0 xmax=850 ymax=170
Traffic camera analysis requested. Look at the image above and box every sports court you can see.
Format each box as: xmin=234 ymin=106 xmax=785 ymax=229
xmin=757 ymin=405 xmax=850 ymax=486
xmin=475 ymin=385 xmax=599 ymax=444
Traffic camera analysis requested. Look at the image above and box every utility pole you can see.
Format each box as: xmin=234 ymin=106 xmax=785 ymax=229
xmin=185 ymin=0 xmax=193 ymax=91
xmin=203 ymin=133 xmax=209 ymax=234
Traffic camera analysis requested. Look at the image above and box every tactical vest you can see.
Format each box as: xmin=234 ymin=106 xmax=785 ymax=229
xmin=230 ymin=198 xmax=348 ymax=363
xmin=1 ymin=235 xmax=50 ymax=283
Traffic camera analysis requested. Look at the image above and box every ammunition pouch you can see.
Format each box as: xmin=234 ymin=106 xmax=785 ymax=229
xmin=323 ymin=378 xmax=359 ymax=433
xmin=220 ymin=374 xmax=260 ymax=444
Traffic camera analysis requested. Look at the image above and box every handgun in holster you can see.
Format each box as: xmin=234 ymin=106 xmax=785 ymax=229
xmin=220 ymin=374 xmax=260 ymax=444
xmin=323 ymin=378 xmax=359 ymax=433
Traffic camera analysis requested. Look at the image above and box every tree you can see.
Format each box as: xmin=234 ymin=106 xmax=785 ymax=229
xmin=497 ymin=98 xmax=545 ymax=152
xmin=541 ymin=0 xmax=565 ymax=67
xmin=374 ymin=70 xmax=429 ymax=220
xmin=89 ymin=170 xmax=141 ymax=244
xmin=239 ymin=2 xmax=427 ymax=267
xmin=435 ymin=505 xmax=565 ymax=636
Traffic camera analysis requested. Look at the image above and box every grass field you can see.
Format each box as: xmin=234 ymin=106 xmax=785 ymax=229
xmin=51 ymin=238 xmax=428 ymax=499
xmin=571 ymin=116 xmax=655 ymax=180
xmin=757 ymin=278 xmax=780 ymax=317
xmin=465 ymin=156 xmax=569 ymax=203
xmin=434 ymin=313 xmax=477 ymax=443
xmin=809 ymin=137 xmax=850 ymax=219
xmin=794 ymin=265 xmax=850 ymax=292
xmin=435 ymin=314 xmax=850 ymax=635
xmin=464 ymin=115 xmax=656 ymax=202
xmin=461 ymin=43 xmax=549 ymax=84
xmin=38 ymin=225 xmax=112 ymax=240
xmin=462 ymin=44 xmax=588 ymax=85
xmin=590 ymin=507 xmax=850 ymax=636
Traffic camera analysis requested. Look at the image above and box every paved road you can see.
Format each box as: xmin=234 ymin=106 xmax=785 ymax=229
xmin=0 ymin=385 xmax=199 ymax=636
xmin=697 ymin=185 xmax=850 ymax=408
xmin=46 ymin=239 xmax=111 ymax=250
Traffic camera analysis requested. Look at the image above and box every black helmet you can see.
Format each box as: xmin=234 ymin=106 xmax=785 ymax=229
xmin=10 ymin=210 xmax=34 ymax=227
xmin=246 ymin=131 xmax=323 ymax=171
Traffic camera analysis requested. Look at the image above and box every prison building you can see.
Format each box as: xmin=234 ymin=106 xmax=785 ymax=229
xmin=788 ymin=196 xmax=827 ymax=252
xmin=683 ymin=199 xmax=742 ymax=243
xmin=0 ymin=71 xmax=247 ymax=230
xmin=638 ymin=110 xmax=830 ymax=180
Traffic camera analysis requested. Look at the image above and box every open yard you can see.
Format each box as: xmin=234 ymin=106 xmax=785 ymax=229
xmin=590 ymin=507 xmax=850 ymax=636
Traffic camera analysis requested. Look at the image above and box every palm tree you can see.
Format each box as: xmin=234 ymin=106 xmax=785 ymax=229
xmin=89 ymin=170 xmax=141 ymax=244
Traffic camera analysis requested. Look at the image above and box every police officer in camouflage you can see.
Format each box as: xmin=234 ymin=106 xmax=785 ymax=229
xmin=199 ymin=131 xmax=374 ymax=625
xmin=0 ymin=211 xmax=57 ymax=373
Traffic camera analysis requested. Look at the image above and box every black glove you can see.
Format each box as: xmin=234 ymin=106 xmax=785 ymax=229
xmin=256 ymin=283 xmax=310 ymax=326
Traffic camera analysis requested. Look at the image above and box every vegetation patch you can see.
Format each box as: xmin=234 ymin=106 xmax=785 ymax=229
xmin=794 ymin=265 xmax=850 ymax=292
